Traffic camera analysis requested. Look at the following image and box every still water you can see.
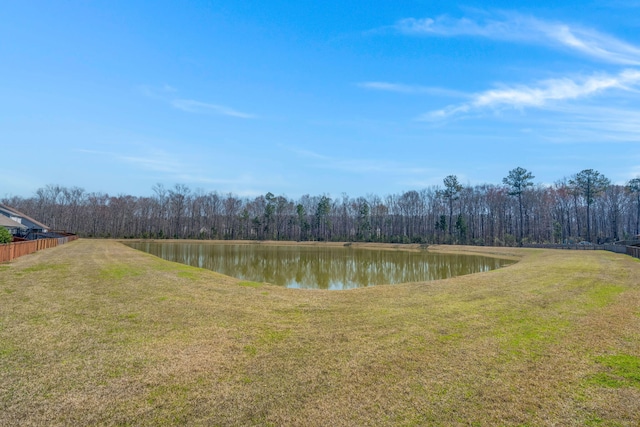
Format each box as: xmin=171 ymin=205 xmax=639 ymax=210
xmin=127 ymin=242 xmax=514 ymax=290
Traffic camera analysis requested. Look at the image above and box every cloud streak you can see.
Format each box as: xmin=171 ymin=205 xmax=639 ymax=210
xmin=533 ymin=104 xmax=640 ymax=143
xmin=421 ymin=69 xmax=640 ymax=121
xmin=79 ymin=147 xmax=264 ymax=190
xmin=289 ymin=146 xmax=430 ymax=176
xmin=138 ymin=85 xmax=256 ymax=119
xmin=78 ymin=148 xmax=184 ymax=174
xmin=119 ymin=155 xmax=182 ymax=173
xmin=394 ymin=13 xmax=640 ymax=65
xmin=171 ymin=99 xmax=256 ymax=119
xmin=357 ymin=82 xmax=468 ymax=98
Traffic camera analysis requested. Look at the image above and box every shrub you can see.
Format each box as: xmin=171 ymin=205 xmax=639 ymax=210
xmin=0 ymin=227 xmax=12 ymax=244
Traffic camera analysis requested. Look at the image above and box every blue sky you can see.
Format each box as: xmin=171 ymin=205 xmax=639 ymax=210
xmin=3 ymin=0 xmax=640 ymax=198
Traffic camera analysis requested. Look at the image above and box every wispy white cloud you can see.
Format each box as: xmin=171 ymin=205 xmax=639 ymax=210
xmin=119 ymin=155 xmax=182 ymax=173
xmin=395 ymin=16 xmax=512 ymax=38
xmin=330 ymin=158 xmax=430 ymax=175
xmin=171 ymin=99 xmax=256 ymax=119
xmin=139 ymin=85 xmax=256 ymax=119
xmin=137 ymin=84 xmax=178 ymax=99
xmin=162 ymin=84 xmax=177 ymax=93
xmin=290 ymin=146 xmax=470 ymax=188
xmin=421 ymin=69 xmax=640 ymax=121
xmin=534 ymin=104 xmax=640 ymax=143
xmin=78 ymin=146 xmax=267 ymax=193
xmin=357 ymin=81 xmax=468 ymax=98
xmin=287 ymin=147 xmax=331 ymax=160
xmin=394 ymin=12 xmax=640 ymax=65
xmin=77 ymin=148 xmax=183 ymax=173
xmin=287 ymin=146 xmax=430 ymax=176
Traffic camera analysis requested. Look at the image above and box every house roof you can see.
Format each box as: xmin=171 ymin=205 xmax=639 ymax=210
xmin=0 ymin=204 xmax=49 ymax=230
xmin=0 ymin=215 xmax=27 ymax=229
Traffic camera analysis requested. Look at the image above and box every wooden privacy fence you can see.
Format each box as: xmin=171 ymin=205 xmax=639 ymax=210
xmin=0 ymin=235 xmax=78 ymax=263
xmin=627 ymin=245 xmax=640 ymax=259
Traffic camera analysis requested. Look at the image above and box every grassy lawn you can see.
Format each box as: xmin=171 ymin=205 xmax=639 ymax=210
xmin=1 ymin=240 xmax=639 ymax=426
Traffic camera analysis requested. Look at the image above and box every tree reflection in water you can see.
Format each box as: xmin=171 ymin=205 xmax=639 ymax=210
xmin=127 ymin=243 xmax=514 ymax=290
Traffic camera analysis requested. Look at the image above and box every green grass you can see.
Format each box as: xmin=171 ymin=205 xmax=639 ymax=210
xmin=238 ymin=280 xmax=263 ymax=287
xmin=1 ymin=240 xmax=639 ymax=426
xmin=590 ymin=354 xmax=640 ymax=388
xmin=98 ymin=263 xmax=142 ymax=280
xmin=13 ymin=262 xmax=69 ymax=278
xmin=586 ymin=284 xmax=626 ymax=308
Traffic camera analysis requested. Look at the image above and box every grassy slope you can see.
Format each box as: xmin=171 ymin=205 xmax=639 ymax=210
xmin=0 ymin=240 xmax=639 ymax=426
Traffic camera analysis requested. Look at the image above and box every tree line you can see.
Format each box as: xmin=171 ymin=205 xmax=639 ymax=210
xmin=4 ymin=168 xmax=640 ymax=246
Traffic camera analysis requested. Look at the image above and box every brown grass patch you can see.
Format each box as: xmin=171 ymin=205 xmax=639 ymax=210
xmin=1 ymin=240 xmax=639 ymax=425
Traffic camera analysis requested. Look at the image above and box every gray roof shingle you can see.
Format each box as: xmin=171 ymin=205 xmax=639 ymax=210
xmin=0 ymin=215 xmax=27 ymax=229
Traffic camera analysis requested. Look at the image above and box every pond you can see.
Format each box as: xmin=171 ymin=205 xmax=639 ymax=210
xmin=127 ymin=242 xmax=515 ymax=290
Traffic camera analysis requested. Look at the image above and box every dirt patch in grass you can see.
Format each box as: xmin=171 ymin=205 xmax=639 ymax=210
xmin=1 ymin=240 xmax=639 ymax=426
